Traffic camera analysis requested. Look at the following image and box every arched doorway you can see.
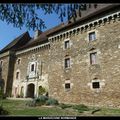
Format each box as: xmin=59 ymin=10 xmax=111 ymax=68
xmin=27 ymin=83 xmax=35 ymax=98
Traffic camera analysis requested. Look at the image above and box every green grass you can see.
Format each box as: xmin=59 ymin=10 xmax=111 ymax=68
xmin=91 ymin=107 xmax=120 ymax=116
xmin=1 ymin=99 xmax=78 ymax=116
xmin=1 ymin=99 xmax=120 ymax=116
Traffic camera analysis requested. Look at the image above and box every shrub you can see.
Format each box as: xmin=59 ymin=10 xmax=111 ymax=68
xmin=46 ymin=98 xmax=59 ymax=106
xmin=38 ymin=86 xmax=46 ymax=96
xmin=0 ymin=87 xmax=3 ymax=99
xmin=72 ymin=104 xmax=89 ymax=113
xmin=26 ymin=96 xmax=59 ymax=107
xmin=26 ymin=100 xmax=36 ymax=107
xmin=1 ymin=93 xmax=6 ymax=99
xmin=35 ymin=95 xmax=48 ymax=106
xmin=59 ymin=103 xmax=72 ymax=109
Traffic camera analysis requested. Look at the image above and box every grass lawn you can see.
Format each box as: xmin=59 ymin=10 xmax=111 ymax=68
xmin=1 ymin=99 xmax=120 ymax=116
xmin=1 ymin=99 xmax=78 ymax=116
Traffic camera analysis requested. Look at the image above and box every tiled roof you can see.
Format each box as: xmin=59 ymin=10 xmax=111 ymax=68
xmin=16 ymin=23 xmax=65 ymax=50
xmin=1 ymin=4 xmax=119 ymax=53
xmin=47 ymin=4 xmax=120 ymax=36
xmin=0 ymin=32 xmax=31 ymax=54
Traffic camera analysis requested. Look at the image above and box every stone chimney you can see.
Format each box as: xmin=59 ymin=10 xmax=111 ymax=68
xmin=34 ymin=30 xmax=42 ymax=39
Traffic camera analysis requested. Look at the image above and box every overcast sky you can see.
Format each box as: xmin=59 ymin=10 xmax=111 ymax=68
xmin=0 ymin=9 xmax=67 ymax=50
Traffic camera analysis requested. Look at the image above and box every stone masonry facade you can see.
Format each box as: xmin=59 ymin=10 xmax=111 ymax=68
xmin=0 ymin=4 xmax=120 ymax=108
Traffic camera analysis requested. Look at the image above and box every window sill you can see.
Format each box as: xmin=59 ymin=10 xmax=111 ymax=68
xmin=92 ymin=89 xmax=101 ymax=93
xmin=64 ymin=67 xmax=71 ymax=71
xmin=65 ymin=89 xmax=71 ymax=92
xmin=90 ymin=64 xmax=101 ymax=67
xmin=90 ymin=63 xmax=98 ymax=66
xmin=89 ymin=39 xmax=97 ymax=42
xmin=89 ymin=64 xmax=100 ymax=68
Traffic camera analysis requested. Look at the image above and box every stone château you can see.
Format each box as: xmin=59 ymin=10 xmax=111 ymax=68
xmin=0 ymin=4 xmax=120 ymax=108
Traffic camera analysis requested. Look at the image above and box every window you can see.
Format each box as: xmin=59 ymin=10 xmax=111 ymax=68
xmin=64 ymin=58 xmax=70 ymax=68
xmin=28 ymin=62 xmax=37 ymax=78
xmin=17 ymin=59 xmax=21 ymax=65
xmin=89 ymin=32 xmax=96 ymax=41
xmin=64 ymin=40 xmax=70 ymax=49
xmin=31 ymin=64 xmax=35 ymax=72
xmin=92 ymin=82 xmax=100 ymax=89
xmin=16 ymin=72 xmax=20 ymax=79
xmin=90 ymin=52 xmax=97 ymax=65
xmin=65 ymin=83 xmax=71 ymax=89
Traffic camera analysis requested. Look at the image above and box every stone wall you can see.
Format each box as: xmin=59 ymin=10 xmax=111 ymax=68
xmin=12 ymin=45 xmax=50 ymax=97
xmin=0 ymin=52 xmax=10 ymax=94
xmin=48 ymin=17 xmax=120 ymax=107
xmin=0 ymin=4 xmax=120 ymax=108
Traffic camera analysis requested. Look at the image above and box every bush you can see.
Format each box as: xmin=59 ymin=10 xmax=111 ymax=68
xmin=1 ymin=94 xmax=6 ymax=99
xmin=26 ymin=95 xmax=48 ymax=107
xmin=26 ymin=100 xmax=36 ymax=107
xmin=0 ymin=105 xmax=9 ymax=115
xmin=72 ymin=104 xmax=89 ymax=113
xmin=59 ymin=103 xmax=72 ymax=109
xmin=35 ymin=95 xmax=48 ymax=106
xmin=38 ymin=86 xmax=46 ymax=96
xmin=46 ymin=98 xmax=59 ymax=106
xmin=26 ymin=96 xmax=59 ymax=107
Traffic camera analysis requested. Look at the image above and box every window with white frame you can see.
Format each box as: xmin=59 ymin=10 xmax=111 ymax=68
xmin=27 ymin=61 xmax=37 ymax=78
xmin=92 ymin=81 xmax=100 ymax=89
xmin=31 ymin=64 xmax=35 ymax=72
xmin=64 ymin=40 xmax=70 ymax=49
xmin=64 ymin=80 xmax=73 ymax=91
xmin=65 ymin=83 xmax=70 ymax=89
xmin=90 ymin=52 xmax=97 ymax=65
xmin=64 ymin=57 xmax=70 ymax=69
xmin=88 ymin=79 xmax=104 ymax=91
xmin=89 ymin=31 xmax=96 ymax=41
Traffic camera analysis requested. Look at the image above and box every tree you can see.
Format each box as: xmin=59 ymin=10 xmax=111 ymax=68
xmin=0 ymin=3 xmax=88 ymax=31
xmin=38 ymin=86 xmax=46 ymax=96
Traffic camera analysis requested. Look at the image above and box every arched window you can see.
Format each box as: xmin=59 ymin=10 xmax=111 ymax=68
xmin=17 ymin=58 xmax=21 ymax=65
xmin=16 ymin=70 xmax=20 ymax=80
